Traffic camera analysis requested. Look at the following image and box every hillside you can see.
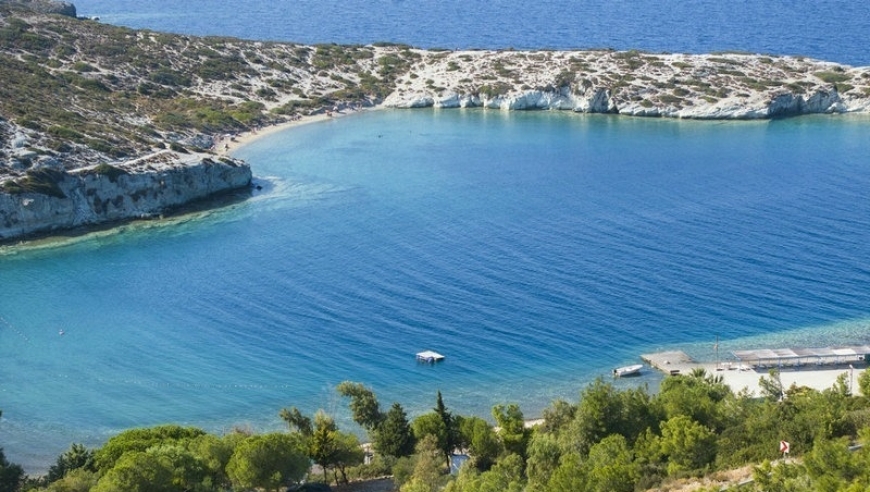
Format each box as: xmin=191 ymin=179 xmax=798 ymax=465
xmin=2 ymin=2 xmax=870 ymax=240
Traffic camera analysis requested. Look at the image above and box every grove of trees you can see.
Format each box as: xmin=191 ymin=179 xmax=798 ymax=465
xmin=3 ymin=368 xmax=870 ymax=491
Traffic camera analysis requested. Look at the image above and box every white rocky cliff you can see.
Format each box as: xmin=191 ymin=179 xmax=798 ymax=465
xmin=0 ymin=150 xmax=251 ymax=241
xmin=383 ymin=50 xmax=870 ymax=119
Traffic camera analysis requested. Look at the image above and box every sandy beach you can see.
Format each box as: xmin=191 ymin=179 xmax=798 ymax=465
xmin=711 ymin=363 xmax=865 ymax=396
xmin=220 ymin=107 xmax=376 ymax=155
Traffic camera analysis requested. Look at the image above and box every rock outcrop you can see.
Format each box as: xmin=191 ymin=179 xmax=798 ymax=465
xmin=0 ymin=0 xmax=76 ymax=17
xmin=0 ymin=151 xmax=251 ymax=241
xmin=383 ymin=50 xmax=870 ymax=119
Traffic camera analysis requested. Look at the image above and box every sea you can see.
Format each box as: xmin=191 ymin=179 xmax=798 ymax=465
xmin=2 ymin=0 xmax=870 ymax=473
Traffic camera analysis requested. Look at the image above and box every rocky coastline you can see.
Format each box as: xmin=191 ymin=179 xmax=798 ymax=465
xmin=2 ymin=1 xmax=870 ymax=243
xmin=383 ymin=49 xmax=870 ymax=118
xmin=0 ymin=150 xmax=251 ymax=242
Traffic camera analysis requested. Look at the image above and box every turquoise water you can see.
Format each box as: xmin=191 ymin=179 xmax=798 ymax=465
xmin=3 ymin=110 xmax=870 ymax=470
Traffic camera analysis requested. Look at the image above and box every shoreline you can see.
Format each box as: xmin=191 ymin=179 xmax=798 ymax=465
xmin=223 ymin=107 xmax=377 ymax=155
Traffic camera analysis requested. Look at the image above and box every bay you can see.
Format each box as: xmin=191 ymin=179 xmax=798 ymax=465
xmin=3 ymin=110 xmax=870 ymax=470
xmin=3 ymin=0 xmax=870 ymax=476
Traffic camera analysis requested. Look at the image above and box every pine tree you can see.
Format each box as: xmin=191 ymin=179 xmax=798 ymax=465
xmin=375 ymin=402 xmax=416 ymax=458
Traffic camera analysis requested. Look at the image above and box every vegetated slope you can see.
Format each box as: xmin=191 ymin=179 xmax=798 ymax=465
xmin=0 ymin=4 xmax=419 ymax=185
xmin=4 ymin=3 xmax=870 ymax=186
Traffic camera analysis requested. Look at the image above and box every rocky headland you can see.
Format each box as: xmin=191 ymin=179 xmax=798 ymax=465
xmin=384 ymin=49 xmax=870 ymax=118
xmin=2 ymin=0 xmax=870 ymax=242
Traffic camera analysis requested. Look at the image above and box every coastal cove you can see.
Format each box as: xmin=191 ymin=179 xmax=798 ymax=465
xmin=4 ymin=110 xmax=870 ymax=471
xmin=4 ymin=4 xmax=870 ymax=243
xmin=6 ymin=0 xmax=870 ymax=476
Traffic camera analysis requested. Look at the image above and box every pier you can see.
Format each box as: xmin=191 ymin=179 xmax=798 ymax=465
xmin=640 ymin=345 xmax=869 ymax=396
xmin=640 ymin=350 xmax=698 ymax=376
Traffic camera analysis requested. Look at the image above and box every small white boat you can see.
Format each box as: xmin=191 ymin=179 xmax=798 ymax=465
xmin=416 ymin=350 xmax=445 ymax=363
xmin=613 ymin=364 xmax=643 ymax=377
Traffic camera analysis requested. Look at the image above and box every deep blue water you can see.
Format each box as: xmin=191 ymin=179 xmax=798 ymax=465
xmin=3 ymin=110 xmax=870 ymax=470
xmin=71 ymin=0 xmax=870 ymax=66
xmin=4 ymin=0 xmax=870 ymax=472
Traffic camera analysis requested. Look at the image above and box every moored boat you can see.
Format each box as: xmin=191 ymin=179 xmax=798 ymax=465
xmin=613 ymin=364 xmax=643 ymax=377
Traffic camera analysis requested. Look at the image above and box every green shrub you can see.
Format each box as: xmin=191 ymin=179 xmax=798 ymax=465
xmin=169 ymin=142 xmax=189 ymax=153
xmin=3 ymin=169 xmax=67 ymax=198
xmin=148 ymin=69 xmax=192 ymax=87
xmin=477 ymin=82 xmax=511 ymax=98
xmin=89 ymin=163 xmax=128 ymax=182
xmin=837 ymin=83 xmax=854 ymax=93
xmin=72 ymin=61 xmax=97 ymax=72
xmin=255 ymin=87 xmax=277 ymax=100
xmin=815 ymin=71 xmax=851 ymax=84
xmin=659 ymin=94 xmax=684 ymax=105
xmin=554 ymin=70 xmax=575 ymax=88
xmin=47 ymin=125 xmax=84 ymax=140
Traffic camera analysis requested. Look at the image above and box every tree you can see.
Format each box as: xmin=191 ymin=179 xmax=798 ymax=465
xmin=458 ymin=416 xmax=501 ymax=471
xmin=331 ymin=431 xmax=365 ymax=484
xmin=491 ymin=404 xmax=529 ymax=458
xmin=412 ymin=413 xmax=448 ymax=452
xmin=433 ymin=392 xmax=459 ymax=467
xmin=91 ymin=451 xmax=174 ymax=492
xmin=190 ymin=433 xmax=246 ymax=490
xmin=226 ymin=433 xmax=309 ymax=492
xmin=375 ymin=403 xmax=416 ymax=458
xmin=546 ymin=452 xmax=586 ymax=492
xmin=525 ymin=433 xmax=561 ymax=492
xmin=0 ymin=447 xmax=23 ymax=492
xmin=47 ymin=443 xmax=95 ymax=483
xmin=657 ymin=371 xmax=732 ymax=431
xmin=336 ymin=381 xmax=384 ymax=431
xmin=658 ymin=415 xmax=717 ymax=476
xmin=411 ymin=392 xmax=461 ymax=469
xmin=147 ymin=444 xmax=210 ymax=492
xmin=561 ymin=379 xmax=655 ymax=456
xmin=858 ymin=367 xmax=870 ymax=397
xmin=93 ymin=425 xmax=206 ymax=471
xmin=279 ymin=406 xmax=313 ymax=437
xmin=582 ymin=435 xmax=638 ymax=492
xmin=759 ymin=368 xmax=784 ymax=402
xmin=539 ymin=399 xmax=575 ymax=435
xmin=442 ymin=464 xmax=481 ymax=492
xmin=803 ymin=437 xmax=864 ymax=487
xmin=43 ymin=468 xmax=99 ymax=492
xmin=309 ymin=411 xmax=339 ymax=482
xmin=309 ymin=411 xmax=364 ymax=484
xmin=752 ymin=459 xmax=812 ymax=492
xmin=401 ymin=435 xmax=445 ymax=492
xmin=473 ymin=453 xmax=525 ymax=492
